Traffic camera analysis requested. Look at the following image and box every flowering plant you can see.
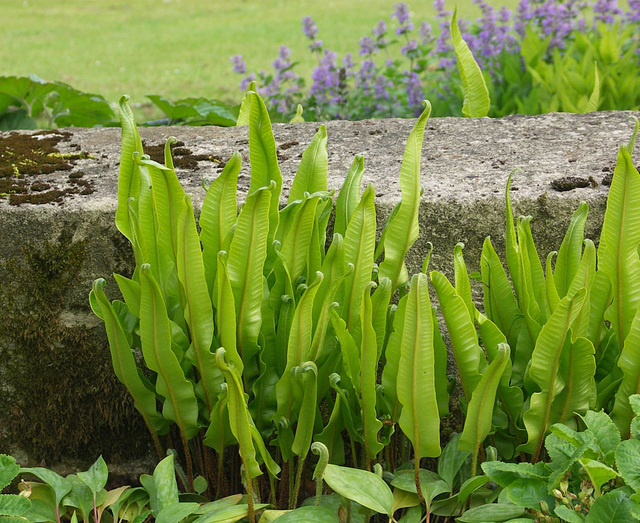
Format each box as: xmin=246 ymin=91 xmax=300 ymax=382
xmin=231 ymin=0 xmax=640 ymax=121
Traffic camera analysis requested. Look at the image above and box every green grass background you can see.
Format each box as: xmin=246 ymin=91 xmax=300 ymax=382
xmin=1 ymin=0 xmax=518 ymax=106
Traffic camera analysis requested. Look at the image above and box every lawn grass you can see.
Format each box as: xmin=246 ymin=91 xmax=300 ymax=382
xmin=1 ymin=0 xmax=518 ymax=107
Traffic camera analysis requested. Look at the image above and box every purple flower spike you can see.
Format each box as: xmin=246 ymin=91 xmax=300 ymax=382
xmin=302 ymin=16 xmax=318 ymax=39
xmin=240 ymin=73 xmax=255 ymax=90
xmin=401 ymin=39 xmax=418 ymax=54
xmin=230 ymin=54 xmax=246 ymax=74
xmin=373 ymin=20 xmax=387 ymax=37
xmin=359 ymin=36 xmax=376 ymax=55
xmin=419 ymin=21 xmax=433 ymax=42
xmin=392 ymin=3 xmax=411 ymax=24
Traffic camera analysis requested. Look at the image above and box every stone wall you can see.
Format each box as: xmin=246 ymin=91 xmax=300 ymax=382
xmin=0 ymin=111 xmax=637 ymax=477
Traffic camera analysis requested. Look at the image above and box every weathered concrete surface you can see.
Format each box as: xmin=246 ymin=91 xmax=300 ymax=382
xmin=0 ymin=111 xmax=638 ymax=476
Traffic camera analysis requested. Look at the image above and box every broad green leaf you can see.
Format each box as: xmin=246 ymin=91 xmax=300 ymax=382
xmin=584 ymin=62 xmax=600 ymax=113
xmin=271 ymin=506 xmax=338 ymax=522
xmin=361 ymin=284 xmax=384 ymax=462
xmin=391 ymin=469 xmax=449 ymax=507
xmin=437 ymin=433 xmax=469 ymax=490
xmin=289 ymin=125 xmax=328 ymax=202
xmin=546 ymin=252 xmax=561 ymax=314
xmin=381 ymin=295 xmax=407 ymax=421
xmin=291 ymin=362 xmax=318 ymax=457
xmin=330 ymin=309 xmax=360 ymax=391
xmin=551 ymin=337 xmax=596 ymax=425
xmin=598 ymin=145 xmax=640 ymax=351
xmin=177 ymin=194 xmax=219 ymax=413
xmin=0 ymin=493 xmax=30 ymax=519
xmin=275 ymin=273 xmax=323 ymax=420
xmin=113 ymin=274 xmax=141 ymax=318
xmin=199 ymin=152 xmax=241 ymax=291
xmin=334 ymin=155 xmax=364 ymax=237
xmin=392 ymin=488 xmax=420 ymax=513
xmin=430 ymin=270 xmax=482 ymax=401
xmin=227 ymin=182 xmax=274 ymax=370
xmin=139 ymin=154 xmax=186 ymax=275
xmin=457 ymin=476 xmax=491 ymax=505
xmin=139 ymin=265 xmax=199 ymax=439
xmin=0 ymin=455 xmax=19 ymax=490
xmin=579 ymin=458 xmax=617 ymax=493
xmin=583 ymin=410 xmax=620 ymax=465
xmin=517 ymin=216 xmax=548 ymax=323
xmin=378 ymin=101 xmax=430 ymax=291
xmin=342 ymin=184 xmax=376 ymax=340
xmin=519 ymin=289 xmax=588 ymax=459
xmin=453 ymin=243 xmax=475 ymax=320
xmin=248 ymin=92 xmax=282 ymax=256
xmin=450 ymin=8 xmax=490 ymax=117
xmin=193 ymin=503 xmax=269 ymax=523
xmin=432 ymin=307 xmax=450 ymax=417
xmin=555 ymin=202 xmax=589 ymax=298
xmin=203 ymin=386 xmax=233 ymax=454
xmin=458 ymin=344 xmax=510 ymax=472
xmin=612 ymin=308 xmax=640 ymax=436
xmin=280 ymin=194 xmax=321 ymax=283
xmin=62 ymin=475 xmax=98 ymax=521
xmin=90 ymin=279 xmax=169 ymax=434
xmin=481 ymin=237 xmax=526 ymax=381
xmin=289 ymin=104 xmax=305 ymax=123
xmin=314 ymin=393 xmax=346 ymax=465
xmin=616 ymin=439 xmax=640 ymax=491
xmin=115 ymin=96 xmax=143 ymax=241
xmin=215 ymin=348 xmax=262 ymax=479
xmin=371 ymin=277 xmax=392 ymax=359
xmin=555 ymin=505 xmax=585 ymax=523
xmin=216 ymin=253 xmax=242 ymax=372
xmin=586 ymin=490 xmax=637 ymax=522
xmin=322 ymin=464 xmax=393 ymax=515
xmin=476 ymin=312 xmax=523 ymax=428
xmin=77 ymin=456 xmax=108 ymax=496
xmin=586 ymin=271 xmax=611 ymax=348
xmin=156 ymin=502 xmax=200 ymax=523
xmin=152 ymin=455 xmax=180 ymax=514
xmin=236 ymin=81 xmax=256 ymax=126
xmin=397 ymin=273 xmax=441 ymax=459
xmin=456 ymin=503 xmax=525 ymax=522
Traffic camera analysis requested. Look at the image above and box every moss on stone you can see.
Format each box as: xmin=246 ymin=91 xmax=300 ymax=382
xmin=0 ymin=229 xmax=150 ymax=464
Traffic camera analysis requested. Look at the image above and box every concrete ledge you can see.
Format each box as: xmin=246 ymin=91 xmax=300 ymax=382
xmin=1 ymin=111 xmax=638 ymax=475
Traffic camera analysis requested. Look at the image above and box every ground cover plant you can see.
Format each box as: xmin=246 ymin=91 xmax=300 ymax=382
xmin=231 ymin=0 xmax=640 ymax=121
xmin=2 ymin=1 xmax=638 ymax=130
xmin=50 ymin=87 xmax=640 ymax=522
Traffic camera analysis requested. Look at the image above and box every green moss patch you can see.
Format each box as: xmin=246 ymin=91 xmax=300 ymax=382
xmin=0 ymin=130 xmax=95 ymax=206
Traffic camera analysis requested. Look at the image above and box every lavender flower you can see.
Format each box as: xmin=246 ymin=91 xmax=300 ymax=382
xmin=401 ymin=39 xmax=418 ymax=55
xmin=230 ymin=54 xmax=246 ymax=74
xmin=309 ymin=40 xmax=323 ymax=52
xmin=373 ymin=20 xmax=387 ymax=37
xmin=405 ymin=71 xmax=424 ymax=112
xmin=359 ymin=36 xmax=377 ymax=55
xmin=240 ymin=73 xmax=255 ymax=91
xmin=628 ymin=0 xmax=640 ymax=22
xmin=392 ymin=3 xmax=411 ymax=24
xmin=593 ymin=0 xmax=622 ymax=24
xmin=343 ymin=53 xmax=355 ymax=70
xmin=419 ymin=21 xmax=434 ymax=43
xmin=302 ymin=16 xmax=318 ymax=39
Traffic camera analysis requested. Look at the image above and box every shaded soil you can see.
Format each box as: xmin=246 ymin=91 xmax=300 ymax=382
xmin=0 ymin=130 xmax=94 ymax=206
